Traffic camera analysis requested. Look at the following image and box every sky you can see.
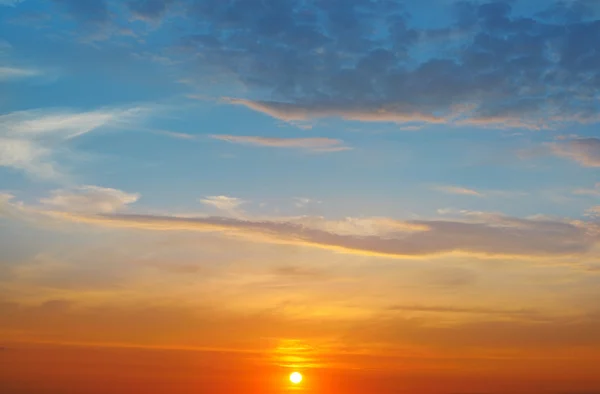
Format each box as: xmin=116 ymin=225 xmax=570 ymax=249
xmin=1 ymin=0 xmax=600 ymax=393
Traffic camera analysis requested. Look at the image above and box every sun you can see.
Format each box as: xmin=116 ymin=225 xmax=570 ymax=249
xmin=289 ymin=372 xmax=303 ymax=384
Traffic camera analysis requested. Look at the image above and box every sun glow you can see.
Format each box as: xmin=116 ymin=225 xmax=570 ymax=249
xmin=290 ymin=372 xmax=303 ymax=384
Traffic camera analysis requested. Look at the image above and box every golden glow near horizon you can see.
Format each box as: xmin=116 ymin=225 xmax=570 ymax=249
xmin=290 ymin=372 xmax=303 ymax=384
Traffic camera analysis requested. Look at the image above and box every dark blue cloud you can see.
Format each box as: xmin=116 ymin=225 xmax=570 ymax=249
xmin=51 ymin=0 xmax=110 ymax=25
xmin=157 ymin=0 xmax=600 ymax=127
xmin=537 ymin=0 xmax=595 ymax=23
xmin=43 ymin=0 xmax=600 ymax=127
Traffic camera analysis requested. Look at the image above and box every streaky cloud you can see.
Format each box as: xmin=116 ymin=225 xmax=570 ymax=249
xmin=224 ymin=98 xmax=446 ymax=125
xmin=0 ymin=66 xmax=41 ymax=81
xmin=2 ymin=194 xmax=597 ymax=259
xmin=210 ymin=134 xmax=351 ymax=152
xmin=388 ymin=304 xmax=541 ymax=318
xmin=0 ymin=106 xmax=151 ymax=179
xmin=433 ymin=185 xmax=484 ymax=197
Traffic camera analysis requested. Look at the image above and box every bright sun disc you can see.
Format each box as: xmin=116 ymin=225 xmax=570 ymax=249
xmin=290 ymin=372 xmax=303 ymax=384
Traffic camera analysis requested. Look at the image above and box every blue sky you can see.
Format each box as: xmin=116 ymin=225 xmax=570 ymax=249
xmin=1 ymin=0 xmax=598 ymax=223
xmin=2 ymin=0 xmax=600 ymax=253
xmin=1 ymin=1 xmax=600 ymax=390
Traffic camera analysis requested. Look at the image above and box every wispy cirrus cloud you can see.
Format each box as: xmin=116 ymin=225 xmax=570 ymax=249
xmin=210 ymin=134 xmax=351 ymax=152
xmin=1 ymin=108 xmax=140 ymax=138
xmin=0 ymin=66 xmax=41 ymax=81
xmin=150 ymin=129 xmax=196 ymax=140
xmin=0 ymin=107 xmax=148 ymax=179
xmin=431 ymin=185 xmax=526 ymax=198
xmin=433 ymin=185 xmax=484 ymax=197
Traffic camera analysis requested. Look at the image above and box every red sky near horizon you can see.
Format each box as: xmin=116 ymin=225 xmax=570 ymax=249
xmin=1 ymin=342 xmax=599 ymax=394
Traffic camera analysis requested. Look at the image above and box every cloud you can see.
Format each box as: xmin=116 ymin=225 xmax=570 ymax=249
xmin=210 ymin=134 xmax=350 ymax=152
xmin=273 ymin=265 xmax=326 ymax=279
xmin=2 ymin=195 xmax=598 ymax=259
xmin=7 ymin=249 xmax=134 ymax=290
xmin=0 ymin=66 xmax=41 ymax=81
xmin=131 ymin=126 xmax=197 ymax=140
xmin=39 ymin=186 xmax=140 ymax=213
xmin=551 ymin=138 xmax=600 ymax=167
xmin=433 ymin=185 xmax=484 ymax=197
xmin=294 ymin=197 xmax=321 ymax=208
xmin=420 ymin=266 xmax=477 ymax=288
xmin=31 ymin=0 xmax=600 ymax=128
xmin=32 ymin=0 xmax=600 ymax=128
xmin=583 ymin=264 xmax=600 ymax=273
xmin=223 ymin=98 xmax=446 ymax=125
xmin=286 ymin=216 xmax=430 ymax=236
xmin=1 ymin=108 xmax=144 ymax=139
xmin=586 ymin=206 xmax=600 ymax=218
xmin=0 ymin=107 xmax=147 ymax=179
xmin=433 ymin=187 xmax=525 ymax=199
xmin=49 ymin=0 xmax=136 ymax=44
xmin=389 ymin=305 xmax=539 ymax=319
xmin=127 ymin=0 xmax=176 ymax=22
xmin=0 ymin=138 xmax=58 ymax=179
xmin=153 ymin=130 xmax=196 ymax=140
xmin=51 ymin=0 xmax=110 ymax=25
xmin=161 ymin=0 xmax=600 ymax=129
xmin=574 ymin=184 xmax=600 ymax=197
xmin=0 ymin=0 xmax=25 ymax=6
xmin=200 ymin=195 xmax=245 ymax=215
